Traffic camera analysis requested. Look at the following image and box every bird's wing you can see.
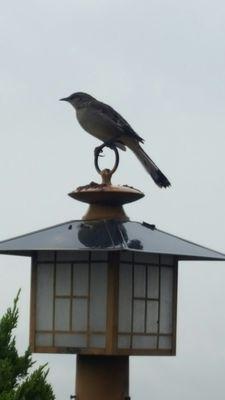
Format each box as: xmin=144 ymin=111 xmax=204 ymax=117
xmin=91 ymin=100 xmax=144 ymax=144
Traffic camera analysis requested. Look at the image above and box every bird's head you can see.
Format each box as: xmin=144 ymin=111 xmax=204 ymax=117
xmin=60 ymin=92 xmax=95 ymax=109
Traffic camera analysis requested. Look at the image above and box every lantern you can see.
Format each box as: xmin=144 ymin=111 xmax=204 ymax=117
xmin=0 ymin=151 xmax=224 ymax=400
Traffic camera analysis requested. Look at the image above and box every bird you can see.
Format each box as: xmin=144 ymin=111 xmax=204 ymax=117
xmin=60 ymin=92 xmax=170 ymax=188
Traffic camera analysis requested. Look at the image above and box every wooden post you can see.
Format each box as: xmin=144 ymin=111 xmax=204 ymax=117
xmin=75 ymin=355 xmax=129 ymax=400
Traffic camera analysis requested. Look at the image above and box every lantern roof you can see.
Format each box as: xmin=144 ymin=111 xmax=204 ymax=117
xmin=0 ymin=219 xmax=224 ymax=261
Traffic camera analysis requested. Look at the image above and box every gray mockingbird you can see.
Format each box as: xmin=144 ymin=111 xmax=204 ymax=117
xmin=60 ymin=92 xmax=170 ymax=188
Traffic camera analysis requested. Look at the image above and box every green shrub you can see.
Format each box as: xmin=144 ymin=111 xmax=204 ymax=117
xmin=0 ymin=291 xmax=55 ymax=400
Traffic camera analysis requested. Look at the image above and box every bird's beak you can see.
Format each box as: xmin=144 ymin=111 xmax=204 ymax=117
xmin=59 ymin=97 xmax=69 ymax=102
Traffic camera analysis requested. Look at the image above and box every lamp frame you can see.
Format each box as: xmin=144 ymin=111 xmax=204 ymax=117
xmin=30 ymin=251 xmax=178 ymax=356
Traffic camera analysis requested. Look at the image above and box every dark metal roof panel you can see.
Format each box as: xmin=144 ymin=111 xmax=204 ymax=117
xmin=0 ymin=220 xmax=224 ymax=261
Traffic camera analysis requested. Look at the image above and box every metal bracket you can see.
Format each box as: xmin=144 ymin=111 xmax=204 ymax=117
xmin=94 ymin=145 xmax=119 ymax=177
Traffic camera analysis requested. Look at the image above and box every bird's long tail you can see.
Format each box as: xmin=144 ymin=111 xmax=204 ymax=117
xmin=127 ymin=141 xmax=171 ymax=188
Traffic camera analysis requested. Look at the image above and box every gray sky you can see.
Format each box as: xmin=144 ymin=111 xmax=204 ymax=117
xmin=0 ymin=0 xmax=225 ymax=398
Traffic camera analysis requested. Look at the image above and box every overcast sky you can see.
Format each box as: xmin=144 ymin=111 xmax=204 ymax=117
xmin=0 ymin=0 xmax=225 ymax=399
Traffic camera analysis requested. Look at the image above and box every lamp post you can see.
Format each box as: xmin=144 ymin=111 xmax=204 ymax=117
xmin=0 ymin=148 xmax=224 ymax=400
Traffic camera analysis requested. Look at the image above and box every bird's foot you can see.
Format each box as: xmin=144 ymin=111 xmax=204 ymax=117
xmin=94 ymin=141 xmax=117 ymax=158
xmin=94 ymin=145 xmax=105 ymax=158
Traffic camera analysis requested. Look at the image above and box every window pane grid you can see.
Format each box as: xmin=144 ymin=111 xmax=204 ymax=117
xmin=36 ymin=330 xmax=105 ymax=334
xmin=118 ymin=255 xmax=175 ymax=351
xmin=34 ymin=251 xmax=176 ymax=355
xmin=35 ymin=251 xmax=107 ymax=349
xmin=52 ymin=259 xmax=56 ymax=346
xmin=69 ymin=262 xmax=74 ymax=331
xmin=118 ymin=332 xmax=172 ymax=337
xmin=156 ymin=262 xmax=161 ymax=349
xmin=144 ymin=265 xmax=148 ymax=333
xmin=55 ymin=294 xmax=88 ymax=299
xmin=130 ymin=255 xmax=135 ymax=349
xmin=133 ymin=296 xmax=159 ymax=301
xmin=86 ymin=252 xmax=91 ymax=347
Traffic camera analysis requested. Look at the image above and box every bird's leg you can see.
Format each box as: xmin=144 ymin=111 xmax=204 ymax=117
xmin=94 ymin=144 xmax=105 ymax=157
xmin=94 ymin=134 xmax=123 ymax=156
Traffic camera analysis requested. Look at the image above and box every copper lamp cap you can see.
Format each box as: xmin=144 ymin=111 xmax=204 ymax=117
xmin=68 ymin=147 xmax=144 ymax=221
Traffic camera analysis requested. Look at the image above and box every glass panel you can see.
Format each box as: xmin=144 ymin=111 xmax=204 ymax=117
xmin=36 ymin=263 xmax=54 ymax=330
xmin=119 ymin=222 xmax=159 ymax=252
xmin=36 ymin=333 xmax=53 ymax=346
xmin=160 ymin=267 xmax=173 ymax=334
xmin=89 ymin=263 xmax=107 ymax=332
xmin=159 ymin=336 xmax=172 ymax=349
xmin=57 ymin=251 xmax=89 ymax=262
xmin=78 ymin=220 xmax=112 ymax=248
xmin=55 ymin=333 xmax=87 ymax=347
xmin=134 ymin=265 xmax=146 ymax=297
xmin=55 ymin=263 xmax=71 ymax=295
xmin=161 ymin=255 xmax=174 ymax=265
xmin=118 ymin=263 xmax=132 ymax=332
xmin=132 ymin=335 xmax=157 ymax=349
xmin=37 ymin=251 xmax=54 ymax=262
xmin=148 ymin=266 xmax=159 ymax=298
xmin=89 ymin=335 xmax=106 ymax=348
xmin=135 ymin=253 xmax=159 ymax=264
xmin=91 ymin=251 xmax=108 ymax=261
xmin=146 ymin=301 xmax=158 ymax=333
xmin=118 ymin=335 xmax=131 ymax=349
xmin=133 ymin=300 xmax=145 ymax=333
xmin=55 ymin=299 xmax=70 ymax=331
xmin=72 ymin=299 xmax=87 ymax=331
xmin=73 ymin=264 xmax=89 ymax=296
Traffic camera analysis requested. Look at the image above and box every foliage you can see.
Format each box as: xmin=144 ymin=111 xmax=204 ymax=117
xmin=0 ymin=290 xmax=55 ymax=400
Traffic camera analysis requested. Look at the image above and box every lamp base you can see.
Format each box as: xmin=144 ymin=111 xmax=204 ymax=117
xmin=75 ymin=355 xmax=129 ymax=400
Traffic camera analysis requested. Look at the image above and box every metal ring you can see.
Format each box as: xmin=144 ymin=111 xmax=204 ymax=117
xmin=94 ymin=145 xmax=119 ymax=175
